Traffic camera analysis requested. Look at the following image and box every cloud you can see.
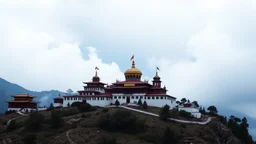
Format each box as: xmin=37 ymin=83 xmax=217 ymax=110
xmin=1 ymin=1 xmax=256 ymax=138
xmin=39 ymin=95 xmax=50 ymax=107
xmin=0 ymin=5 xmax=124 ymax=91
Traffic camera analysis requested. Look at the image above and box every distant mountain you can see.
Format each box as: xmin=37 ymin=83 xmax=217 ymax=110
xmin=0 ymin=77 xmax=65 ymax=114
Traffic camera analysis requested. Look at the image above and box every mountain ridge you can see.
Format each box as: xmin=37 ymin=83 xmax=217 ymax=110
xmin=0 ymin=77 xmax=65 ymax=113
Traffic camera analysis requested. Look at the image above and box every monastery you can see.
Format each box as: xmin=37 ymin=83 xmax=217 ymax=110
xmin=5 ymin=94 xmax=40 ymax=112
xmin=54 ymin=58 xmax=177 ymax=109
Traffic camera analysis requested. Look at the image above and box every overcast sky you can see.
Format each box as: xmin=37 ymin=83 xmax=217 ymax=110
xmin=1 ymin=0 xmax=256 ymax=138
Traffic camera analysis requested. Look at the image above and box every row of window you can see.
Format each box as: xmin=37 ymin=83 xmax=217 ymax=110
xmin=65 ymin=96 xmax=173 ymax=101
xmin=84 ymin=87 xmax=104 ymax=92
xmin=64 ymin=97 xmax=111 ymax=101
xmin=79 ymin=92 xmax=95 ymax=96
xmin=114 ymin=96 xmax=167 ymax=100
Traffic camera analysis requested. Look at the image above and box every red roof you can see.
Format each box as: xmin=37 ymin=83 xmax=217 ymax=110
xmin=112 ymin=81 xmax=151 ymax=85
xmin=83 ymin=82 xmax=107 ymax=85
xmin=11 ymin=94 xmax=36 ymax=98
xmin=5 ymin=100 xmax=40 ymax=103
xmin=63 ymin=94 xmax=112 ymax=97
xmin=109 ymin=86 xmax=148 ymax=89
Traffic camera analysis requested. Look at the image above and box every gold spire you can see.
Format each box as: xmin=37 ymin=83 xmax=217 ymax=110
xmin=131 ymin=60 xmax=135 ymax=68
xmin=156 ymin=71 xmax=158 ymax=77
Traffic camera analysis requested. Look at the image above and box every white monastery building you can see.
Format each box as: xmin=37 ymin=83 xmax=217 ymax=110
xmin=54 ymin=58 xmax=177 ymax=109
xmin=178 ymin=102 xmax=202 ymax=118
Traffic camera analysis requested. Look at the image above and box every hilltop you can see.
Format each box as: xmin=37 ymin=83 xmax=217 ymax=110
xmin=0 ymin=104 xmax=254 ymax=144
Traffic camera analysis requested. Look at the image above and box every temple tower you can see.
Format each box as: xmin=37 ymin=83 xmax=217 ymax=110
xmin=152 ymin=71 xmax=161 ymax=88
xmin=124 ymin=60 xmax=142 ymax=81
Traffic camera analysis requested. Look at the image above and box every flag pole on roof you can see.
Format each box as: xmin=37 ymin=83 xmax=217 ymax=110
xmin=130 ymin=55 xmax=134 ymax=61
xmin=156 ymin=66 xmax=160 ymax=71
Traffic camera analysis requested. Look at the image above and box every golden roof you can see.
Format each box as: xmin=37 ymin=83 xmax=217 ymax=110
xmin=124 ymin=60 xmax=142 ymax=76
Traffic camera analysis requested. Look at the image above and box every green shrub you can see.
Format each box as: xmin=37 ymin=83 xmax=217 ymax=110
xmin=137 ymin=99 xmax=142 ymax=106
xmin=22 ymin=134 xmax=37 ymax=144
xmin=142 ymin=101 xmax=148 ymax=109
xmin=50 ymin=110 xmax=63 ymax=129
xmin=169 ymin=109 xmax=179 ymax=119
xmin=179 ymin=110 xmax=193 ymax=119
xmin=71 ymin=101 xmax=82 ymax=107
xmin=114 ymin=100 xmax=120 ymax=106
xmin=98 ymin=110 xmax=144 ymax=133
xmin=46 ymin=103 xmax=54 ymax=111
xmin=78 ymin=103 xmax=96 ymax=112
xmin=25 ymin=111 xmax=44 ymax=131
xmin=159 ymin=105 xmax=170 ymax=121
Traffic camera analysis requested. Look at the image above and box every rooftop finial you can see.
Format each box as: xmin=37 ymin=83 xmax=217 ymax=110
xmin=95 ymin=66 xmax=99 ymax=76
xmin=132 ymin=60 xmax=135 ymax=68
xmin=130 ymin=55 xmax=135 ymax=68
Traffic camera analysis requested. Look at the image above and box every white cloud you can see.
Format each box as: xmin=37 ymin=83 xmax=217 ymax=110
xmin=1 ymin=1 xmax=256 ymax=136
xmin=0 ymin=13 xmax=124 ymax=91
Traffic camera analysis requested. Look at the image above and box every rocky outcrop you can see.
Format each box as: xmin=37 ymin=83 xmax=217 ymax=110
xmin=209 ymin=120 xmax=242 ymax=144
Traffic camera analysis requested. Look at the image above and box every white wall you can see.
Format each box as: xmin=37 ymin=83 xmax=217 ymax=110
xmin=63 ymin=97 xmax=111 ymax=107
xmin=178 ymin=107 xmax=202 ymax=118
xmin=8 ymin=108 xmax=36 ymax=112
xmin=178 ymin=107 xmax=199 ymax=113
xmin=191 ymin=112 xmax=201 ymax=118
xmin=143 ymin=98 xmax=176 ymax=109
xmin=111 ymin=94 xmax=176 ymax=109
xmin=53 ymin=103 xmax=63 ymax=107
xmin=62 ymin=94 xmax=176 ymax=109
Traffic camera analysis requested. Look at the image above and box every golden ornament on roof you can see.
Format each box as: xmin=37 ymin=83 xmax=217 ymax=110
xmin=124 ymin=60 xmax=142 ymax=76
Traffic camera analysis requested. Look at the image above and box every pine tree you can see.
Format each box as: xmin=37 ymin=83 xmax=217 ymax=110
xmin=67 ymin=102 xmax=70 ymax=107
xmin=142 ymin=101 xmax=148 ymax=109
xmin=49 ymin=103 xmax=54 ymax=110
xmin=137 ymin=98 xmax=142 ymax=106
xmin=115 ymin=100 xmax=120 ymax=106
xmin=159 ymin=105 xmax=170 ymax=121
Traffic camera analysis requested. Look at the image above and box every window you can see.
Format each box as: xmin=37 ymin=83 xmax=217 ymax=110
xmin=97 ymin=97 xmax=99 ymax=100
xmin=136 ymin=96 xmax=138 ymax=99
xmin=114 ymin=96 xmax=117 ymax=99
xmin=160 ymin=97 xmax=163 ymax=99
xmin=131 ymin=96 xmax=134 ymax=99
xmin=123 ymin=96 xmax=125 ymax=99
xmin=140 ymin=96 xmax=143 ymax=99
xmin=148 ymin=97 xmax=150 ymax=99
xmin=156 ymin=97 xmax=159 ymax=99
xmin=118 ymin=96 xmax=121 ymax=99
xmin=152 ymin=97 xmax=155 ymax=99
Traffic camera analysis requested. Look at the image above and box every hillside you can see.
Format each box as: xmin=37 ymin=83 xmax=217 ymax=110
xmin=0 ymin=78 xmax=65 ymax=113
xmin=0 ymin=105 xmax=253 ymax=144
